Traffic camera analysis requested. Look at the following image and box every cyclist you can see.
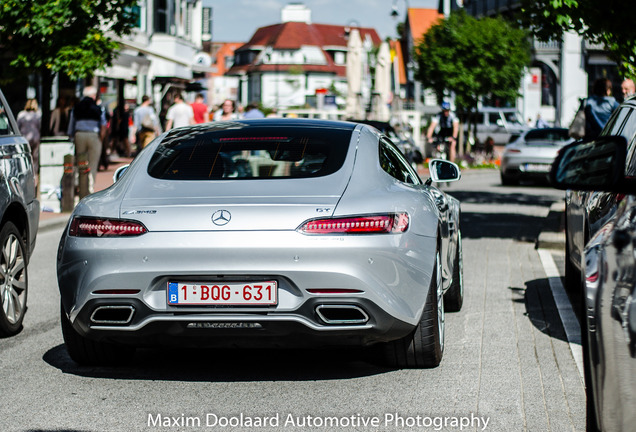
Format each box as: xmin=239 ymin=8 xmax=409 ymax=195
xmin=426 ymin=101 xmax=459 ymax=161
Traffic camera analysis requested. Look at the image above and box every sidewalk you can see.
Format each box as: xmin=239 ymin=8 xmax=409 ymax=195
xmin=38 ymin=156 xmax=133 ymax=232
xmin=535 ymin=200 xmax=566 ymax=250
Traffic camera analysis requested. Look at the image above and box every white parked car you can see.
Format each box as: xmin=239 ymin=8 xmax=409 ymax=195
xmin=500 ymin=127 xmax=573 ymax=185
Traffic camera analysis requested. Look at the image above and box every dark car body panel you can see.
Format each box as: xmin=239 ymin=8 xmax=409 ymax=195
xmin=0 ymin=89 xmax=39 ymax=256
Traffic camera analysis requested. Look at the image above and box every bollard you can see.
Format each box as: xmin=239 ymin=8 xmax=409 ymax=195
xmin=77 ymin=153 xmax=90 ymax=199
xmin=61 ymin=154 xmax=75 ymax=212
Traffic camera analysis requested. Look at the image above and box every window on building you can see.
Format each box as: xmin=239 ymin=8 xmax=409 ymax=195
xmin=155 ymin=0 xmax=172 ymax=34
xmin=224 ymin=55 xmax=234 ymax=71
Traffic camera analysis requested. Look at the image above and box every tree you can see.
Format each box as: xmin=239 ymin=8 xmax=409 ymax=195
xmin=518 ymin=0 xmax=636 ymax=77
xmin=0 ymin=0 xmax=138 ymax=133
xmin=414 ymin=11 xmax=530 ymax=141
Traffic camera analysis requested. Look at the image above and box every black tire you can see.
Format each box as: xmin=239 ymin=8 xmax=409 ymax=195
xmin=583 ymin=324 xmax=601 ymax=432
xmin=500 ymin=172 xmax=518 ymax=186
xmin=383 ymin=252 xmax=444 ymax=368
xmin=564 ymin=227 xmax=582 ymax=294
xmin=0 ymin=222 xmax=28 ymax=336
xmin=60 ymin=302 xmax=135 ymax=366
xmin=444 ymin=232 xmax=463 ymax=312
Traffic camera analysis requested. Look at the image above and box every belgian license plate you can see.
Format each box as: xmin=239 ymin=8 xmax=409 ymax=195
xmin=524 ymin=163 xmax=550 ymax=172
xmin=167 ymin=281 xmax=277 ymax=306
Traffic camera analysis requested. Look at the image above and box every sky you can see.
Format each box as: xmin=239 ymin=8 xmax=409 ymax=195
xmin=210 ymin=0 xmax=441 ymax=43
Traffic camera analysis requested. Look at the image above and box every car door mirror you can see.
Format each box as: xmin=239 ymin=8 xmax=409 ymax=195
xmin=550 ymin=135 xmax=632 ymax=192
xmin=429 ymin=159 xmax=461 ymax=182
xmin=113 ymin=164 xmax=129 ymax=182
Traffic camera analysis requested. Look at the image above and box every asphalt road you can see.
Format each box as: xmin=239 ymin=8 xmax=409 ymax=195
xmin=0 ymin=169 xmax=584 ymax=432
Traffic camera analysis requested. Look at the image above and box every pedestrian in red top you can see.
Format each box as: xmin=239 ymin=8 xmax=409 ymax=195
xmin=191 ymin=93 xmax=209 ymax=124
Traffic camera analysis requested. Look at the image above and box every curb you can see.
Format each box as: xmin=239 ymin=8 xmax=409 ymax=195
xmin=536 ymin=201 xmax=565 ymax=250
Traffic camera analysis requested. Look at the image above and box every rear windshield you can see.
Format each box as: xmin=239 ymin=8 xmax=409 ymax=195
xmin=148 ymin=125 xmax=353 ymax=180
xmin=525 ymin=128 xmax=570 ymax=142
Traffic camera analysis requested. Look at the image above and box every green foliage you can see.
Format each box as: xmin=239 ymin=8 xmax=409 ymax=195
xmin=518 ymin=0 xmax=636 ymax=77
xmin=0 ymin=0 xmax=138 ymax=80
xmin=414 ymin=10 xmax=530 ymax=112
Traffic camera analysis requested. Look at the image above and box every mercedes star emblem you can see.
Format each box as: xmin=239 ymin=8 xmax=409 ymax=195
xmin=211 ymin=210 xmax=231 ymax=226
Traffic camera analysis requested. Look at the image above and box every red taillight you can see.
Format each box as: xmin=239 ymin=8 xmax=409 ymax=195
xmin=298 ymin=213 xmax=409 ymax=235
xmin=69 ymin=217 xmax=148 ymax=237
xmin=586 ymin=272 xmax=599 ymax=283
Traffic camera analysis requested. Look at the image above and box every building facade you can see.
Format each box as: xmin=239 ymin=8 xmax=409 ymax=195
xmin=55 ymin=0 xmax=213 ymax=122
xmin=459 ymin=0 xmax=621 ymax=127
xmin=227 ymin=4 xmax=381 ymax=110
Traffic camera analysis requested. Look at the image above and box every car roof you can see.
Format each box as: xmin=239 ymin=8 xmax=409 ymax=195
xmin=166 ymin=118 xmax=360 ymax=135
xmin=475 ymin=107 xmax=520 ymax=113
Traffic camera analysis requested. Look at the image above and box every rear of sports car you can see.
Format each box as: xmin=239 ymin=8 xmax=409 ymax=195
xmin=57 ymin=120 xmax=440 ymax=365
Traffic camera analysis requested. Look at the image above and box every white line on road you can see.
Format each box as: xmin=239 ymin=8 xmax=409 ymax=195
xmin=537 ymin=248 xmax=584 ymax=382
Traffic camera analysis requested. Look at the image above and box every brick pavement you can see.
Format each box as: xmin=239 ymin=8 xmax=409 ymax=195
xmin=442 ymin=170 xmax=583 ymax=431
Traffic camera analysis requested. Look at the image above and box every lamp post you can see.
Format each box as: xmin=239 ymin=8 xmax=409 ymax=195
xmin=390 ymin=0 xmax=411 ymax=107
xmin=390 ymin=0 xmax=409 ymax=25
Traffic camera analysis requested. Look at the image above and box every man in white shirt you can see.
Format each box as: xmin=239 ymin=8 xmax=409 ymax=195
xmin=165 ymin=92 xmax=194 ymax=130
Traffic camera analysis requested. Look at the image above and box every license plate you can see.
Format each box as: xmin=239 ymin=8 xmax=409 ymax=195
xmin=523 ymin=163 xmax=550 ymax=173
xmin=167 ymin=281 xmax=277 ymax=306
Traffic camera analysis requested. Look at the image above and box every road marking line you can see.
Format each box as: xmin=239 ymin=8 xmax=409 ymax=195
xmin=537 ymin=248 xmax=584 ymax=382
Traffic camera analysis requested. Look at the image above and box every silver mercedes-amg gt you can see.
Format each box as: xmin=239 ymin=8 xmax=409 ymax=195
xmin=57 ymin=119 xmax=462 ymax=368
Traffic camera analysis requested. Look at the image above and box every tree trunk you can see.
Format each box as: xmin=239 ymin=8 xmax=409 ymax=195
xmin=40 ymin=68 xmax=53 ymax=136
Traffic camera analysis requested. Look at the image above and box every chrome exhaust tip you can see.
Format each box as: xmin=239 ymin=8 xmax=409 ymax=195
xmin=90 ymin=305 xmax=135 ymax=325
xmin=315 ymin=304 xmax=369 ymax=325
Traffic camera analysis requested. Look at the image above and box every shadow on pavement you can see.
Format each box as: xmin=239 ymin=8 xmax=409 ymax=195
xmin=510 ymin=278 xmax=580 ymax=345
xmin=448 ymin=190 xmax=557 ymax=208
xmin=461 ymin=212 xmax=545 ymax=242
xmin=27 ymin=430 xmax=89 ymax=432
xmin=448 ymin=190 xmax=558 ymax=242
xmin=43 ymin=344 xmax=395 ymax=382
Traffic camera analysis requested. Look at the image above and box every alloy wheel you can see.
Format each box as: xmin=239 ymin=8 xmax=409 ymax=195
xmin=1 ymin=232 xmax=26 ymax=325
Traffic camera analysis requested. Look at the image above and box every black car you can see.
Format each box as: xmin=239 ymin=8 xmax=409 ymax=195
xmin=552 ymin=134 xmax=636 ymax=431
xmin=564 ymin=98 xmax=636 ymax=295
xmin=0 ymin=89 xmax=40 ymax=336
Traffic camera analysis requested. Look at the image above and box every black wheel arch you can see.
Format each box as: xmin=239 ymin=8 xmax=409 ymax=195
xmin=1 ymin=202 xmax=31 ymax=257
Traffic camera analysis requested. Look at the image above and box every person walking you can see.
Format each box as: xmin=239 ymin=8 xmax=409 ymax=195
xmin=165 ymin=92 xmax=194 ymax=130
xmin=622 ymin=78 xmax=635 ymax=99
xmin=242 ymin=102 xmax=265 ymax=119
xmin=16 ymin=98 xmax=41 ymax=180
xmin=67 ymin=86 xmax=107 ymax=194
xmin=535 ymin=114 xmax=549 ymax=128
xmin=133 ymin=95 xmax=162 ymax=151
xmin=191 ymin=93 xmax=209 ymax=124
xmin=584 ymin=78 xmax=619 ymax=141
xmin=49 ymin=97 xmax=70 ymax=136
xmin=110 ymin=103 xmax=131 ymax=157
xmin=212 ymin=99 xmax=240 ymax=121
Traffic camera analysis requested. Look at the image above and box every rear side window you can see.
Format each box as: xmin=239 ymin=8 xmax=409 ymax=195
xmin=525 ymin=128 xmax=570 ymax=141
xmin=0 ymin=97 xmax=14 ymax=136
xmin=488 ymin=113 xmax=500 ymax=125
xmin=148 ymin=125 xmax=352 ymax=180
xmin=601 ymin=107 xmax=631 ymax=137
xmin=379 ymin=138 xmax=420 ymax=185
